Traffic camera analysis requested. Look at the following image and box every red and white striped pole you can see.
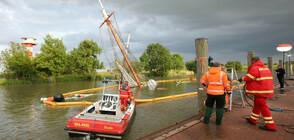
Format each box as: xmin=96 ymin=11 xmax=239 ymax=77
xmin=21 ymin=37 xmax=37 ymax=57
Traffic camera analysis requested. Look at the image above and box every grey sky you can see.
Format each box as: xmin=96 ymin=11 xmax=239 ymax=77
xmin=1 ymin=0 xmax=294 ymax=66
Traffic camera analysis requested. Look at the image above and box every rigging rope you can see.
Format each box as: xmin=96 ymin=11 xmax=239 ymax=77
xmin=99 ymin=13 xmax=146 ymax=82
xmin=116 ymin=62 xmax=138 ymax=87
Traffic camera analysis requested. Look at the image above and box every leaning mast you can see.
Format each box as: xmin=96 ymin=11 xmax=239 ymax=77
xmin=98 ymin=0 xmax=142 ymax=88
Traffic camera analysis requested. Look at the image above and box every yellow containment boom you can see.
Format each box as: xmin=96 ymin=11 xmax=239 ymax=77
xmin=62 ymin=77 xmax=196 ymax=97
xmin=140 ymin=77 xmax=196 ymax=85
xmin=62 ymin=85 xmax=119 ymax=97
xmin=43 ymin=92 xmax=198 ymax=106
xmin=43 ymin=100 xmax=93 ymax=107
xmin=232 ymin=84 xmax=245 ymax=89
xmin=42 ymin=77 xmax=198 ymax=107
xmin=135 ymin=92 xmax=198 ymax=103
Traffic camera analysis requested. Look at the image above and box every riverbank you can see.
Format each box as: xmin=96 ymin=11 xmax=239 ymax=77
xmin=0 ymin=72 xmax=118 ymax=85
xmin=0 ymin=70 xmax=195 ymax=85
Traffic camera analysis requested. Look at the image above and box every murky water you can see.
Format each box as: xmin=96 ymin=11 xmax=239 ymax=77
xmin=0 ymin=76 xmax=198 ymax=140
xmin=0 ymin=73 xmax=279 ymax=140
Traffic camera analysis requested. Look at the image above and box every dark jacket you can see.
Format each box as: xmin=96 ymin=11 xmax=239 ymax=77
xmin=276 ymin=68 xmax=285 ymax=79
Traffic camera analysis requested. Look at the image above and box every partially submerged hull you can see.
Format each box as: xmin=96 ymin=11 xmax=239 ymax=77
xmin=64 ymin=94 xmax=135 ymax=139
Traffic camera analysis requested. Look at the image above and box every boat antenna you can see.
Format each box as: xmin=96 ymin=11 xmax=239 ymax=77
xmin=99 ymin=0 xmax=108 ymax=19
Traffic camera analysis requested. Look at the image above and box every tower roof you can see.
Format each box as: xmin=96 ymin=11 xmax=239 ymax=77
xmin=21 ymin=37 xmax=37 ymax=45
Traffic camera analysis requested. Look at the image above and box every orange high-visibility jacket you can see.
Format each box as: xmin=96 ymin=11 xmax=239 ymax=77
xmin=201 ymin=67 xmax=231 ymax=95
xmin=241 ymin=60 xmax=274 ymax=98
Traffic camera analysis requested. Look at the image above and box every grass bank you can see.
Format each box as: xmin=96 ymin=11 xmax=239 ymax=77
xmin=240 ymin=64 xmax=278 ymax=72
xmin=169 ymin=70 xmax=194 ymax=76
xmin=0 ymin=72 xmax=119 ymax=85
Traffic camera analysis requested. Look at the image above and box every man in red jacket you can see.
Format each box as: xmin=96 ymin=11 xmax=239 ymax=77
xmin=120 ymin=81 xmax=131 ymax=111
xmin=239 ymin=56 xmax=277 ymax=132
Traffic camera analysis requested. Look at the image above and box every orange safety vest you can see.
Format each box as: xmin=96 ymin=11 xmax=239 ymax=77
xmin=201 ymin=67 xmax=231 ymax=95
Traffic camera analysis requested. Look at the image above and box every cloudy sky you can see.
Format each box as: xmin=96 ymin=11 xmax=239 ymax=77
xmin=1 ymin=0 xmax=294 ymax=67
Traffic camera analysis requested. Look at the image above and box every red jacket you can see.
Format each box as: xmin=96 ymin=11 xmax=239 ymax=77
xmin=241 ymin=60 xmax=274 ymax=98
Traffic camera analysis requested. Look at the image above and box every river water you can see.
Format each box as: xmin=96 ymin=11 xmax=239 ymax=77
xmin=0 ymin=73 xmax=279 ymax=140
xmin=0 ymin=76 xmax=198 ymax=140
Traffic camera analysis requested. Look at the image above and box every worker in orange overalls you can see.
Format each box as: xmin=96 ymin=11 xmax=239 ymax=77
xmin=201 ymin=62 xmax=232 ymax=125
xmin=221 ymin=66 xmax=233 ymax=112
xmin=120 ymin=81 xmax=131 ymax=111
xmin=239 ymin=56 xmax=277 ymax=132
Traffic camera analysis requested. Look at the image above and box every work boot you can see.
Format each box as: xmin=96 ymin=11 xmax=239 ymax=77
xmin=224 ymin=108 xmax=228 ymax=112
xmin=259 ymin=125 xmax=277 ymax=132
xmin=216 ymin=108 xmax=224 ymax=125
xmin=204 ymin=107 xmax=213 ymax=124
xmin=246 ymin=118 xmax=256 ymax=125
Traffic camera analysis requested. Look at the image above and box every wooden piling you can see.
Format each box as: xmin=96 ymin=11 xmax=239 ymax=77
xmin=286 ymin=61 xmax=290 ymax=79
xmin=195 ymin=38 xmax=208 ymax=112
xmin=267 ymin=57 xmax=273 ymax=74
xmin=279 ymin=60 xmax=283 ymax=67
xmin=247 ymin=51 xmax=255 ymax=66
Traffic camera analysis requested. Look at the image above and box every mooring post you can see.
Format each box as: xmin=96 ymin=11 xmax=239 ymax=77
xmin=286 ymin=61 xmax=290 ymax=79
xmin=279 ymin=60 xmax=283 ymax=67
xmin=195 ymin=38 xmax=208 ymax=112
xmin=247 ymin=51 xmax=255 ymax=66
xmin=267 ymin=57 xmax=273 ymax=74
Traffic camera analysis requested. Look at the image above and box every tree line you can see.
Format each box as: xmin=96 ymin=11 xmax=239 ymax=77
xmin=0 ymin=34 xmax=104 ymax=81
xmin=139 ymin=43 xmax=243 ymax=76
xmin=0 ymin=35 xmax=243 ymax=81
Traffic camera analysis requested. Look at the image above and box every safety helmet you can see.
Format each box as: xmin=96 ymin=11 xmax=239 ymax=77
xmin=124 ymin=81 xmax=129 ymax=85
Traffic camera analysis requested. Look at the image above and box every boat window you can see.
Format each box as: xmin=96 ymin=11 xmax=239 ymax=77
xmin=87 ymin=107 xmax=95 ymax=113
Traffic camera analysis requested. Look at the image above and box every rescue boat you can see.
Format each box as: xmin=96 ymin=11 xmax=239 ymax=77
xmin=64 ymin=83 xmax=135 ymax=139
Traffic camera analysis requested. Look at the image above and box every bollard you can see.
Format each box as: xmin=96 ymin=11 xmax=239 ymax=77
xmin=195 ymin=38 xmax=208 ymax=112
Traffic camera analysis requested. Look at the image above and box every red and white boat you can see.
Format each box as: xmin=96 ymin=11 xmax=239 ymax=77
xmin=65 ymin=87 xmax=136 ymax=139
xmin=65 ymin=0 xmax=141 ymax=138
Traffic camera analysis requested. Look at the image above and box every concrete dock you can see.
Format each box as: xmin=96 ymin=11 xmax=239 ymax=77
xmin=137 ymin=80 xmax=294 ymax=140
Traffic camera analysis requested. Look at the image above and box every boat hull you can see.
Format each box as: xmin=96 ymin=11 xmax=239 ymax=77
xmin=65 ymin=98 xmax=135 ymax=139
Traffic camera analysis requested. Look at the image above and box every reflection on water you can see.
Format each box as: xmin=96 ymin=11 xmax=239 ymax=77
xmin=0 ymin=77 xmax=198 ymax=140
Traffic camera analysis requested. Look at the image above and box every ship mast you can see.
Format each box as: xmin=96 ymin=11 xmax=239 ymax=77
xmin=98 ymin=0 xmax=142 ymax=88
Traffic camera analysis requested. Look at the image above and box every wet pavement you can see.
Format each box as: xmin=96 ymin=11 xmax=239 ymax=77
xmin=138 ymin=80 xmax=294 ymax=140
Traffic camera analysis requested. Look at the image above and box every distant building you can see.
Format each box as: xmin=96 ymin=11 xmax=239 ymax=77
xmin=21 ymin=37 xmax=37 ymax=57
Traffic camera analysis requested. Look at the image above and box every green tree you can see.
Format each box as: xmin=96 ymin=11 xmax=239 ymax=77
xmin=68 ymin=40 xmax=104 ymax=76
xmin=225 ymin=61 xmax=242 ymax=71
xmin=171 ymin=53 xmax=184 ymax=70
xmin=140 ymin=43 xmax=172 ymax=76
xmin=35 ymin=34 xmax=68 ymax=76
xmin=185 ymin=60 xmax=197 ymax=74
xmin=0 ymin=41 xmax=38 ymax=80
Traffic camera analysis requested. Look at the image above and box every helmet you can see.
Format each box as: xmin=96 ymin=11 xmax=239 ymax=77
xmin=124 ymin=81 xmax=129 ymax=85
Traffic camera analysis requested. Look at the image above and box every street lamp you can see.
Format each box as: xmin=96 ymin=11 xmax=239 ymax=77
xmin=277 ymin=44 xmax=292 ymax=88
xmin=277 ymin=44 xmax=292 ymax=69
